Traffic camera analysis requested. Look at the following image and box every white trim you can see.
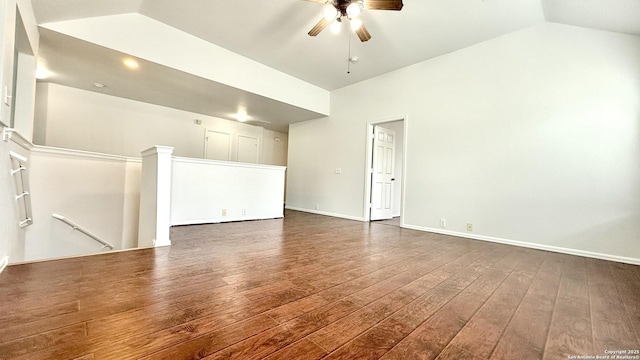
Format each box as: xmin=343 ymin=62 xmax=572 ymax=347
xmin=363 ymin=124 xmax=374 ymax=221
xmin=9 ymin=151 xmax=27 ymax=162
xmin=31 ymin=145 xmax=141 ymax=163
xmin=171 ymin=215 xmax=284 ymax=226
xmin=363 ymin=116 xmax=408 ymax=222
xmin=7 ymin=246 xmax=156 ymax=266
xmin=402 ymin=224 xmax=640 ymax=266
xmin=286 ymin=206 xmax=365 ymax=222
xmin=0 ymin=256 xmax=9 ymax=274
xmin=172 ymin=156 xmax=286 ymax=171
xmin=9 ymin=130 xmax=33 ymax=150
xmin=399 ymin=117 xmax=408 ymax=226
xmin=141 ymin=145 xmax=175 ymax=157
xmin=152 ymin=238 xmax=172 ymax=247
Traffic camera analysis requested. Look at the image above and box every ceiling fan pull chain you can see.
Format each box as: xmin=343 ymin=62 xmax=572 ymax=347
xmin=347 ymin=32 xmax=352 ymax=74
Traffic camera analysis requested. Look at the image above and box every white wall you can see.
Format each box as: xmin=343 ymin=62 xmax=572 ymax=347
xmin=11 ymin=0 xmax=38 ymax=139
xmin=19 ymin=146 xmax=141 ymax=262
xmin=204 ymin=120 xmax=265 ymax=164
xmin=12 ymin=51 xmax=36 ymax=138
xmin=0 ymin=0 xmax=14 ymax=272
xmin=287 ymin=23 xmax=640 ymax=263
xmin=35 ymin=82 xmax=288 ymax=164
xmin=171 ymin=157 xmax=285 ymax=225
xmin=0 ymin=0 xmax=15 ymax=128
xmin=287 ymin=112 xmax=364 ymax=219
xmin=263 ymin=129 xmax=288 ymax=166
xmin=0 ymin=139 xmax=26 ymax=268
xmin=32 ymin=76 xmax=46 ymax=144
xmin=0 ymin=0 xmax=38 ymax=270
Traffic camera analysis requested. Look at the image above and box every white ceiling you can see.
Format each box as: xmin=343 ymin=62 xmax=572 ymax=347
xmin=30 ymin=0 xmax=640 ymax=132
xmin=37 ymin=28 xmax=324 ymax=133
xmin=542 ymin=0 xmax=640 ymax=36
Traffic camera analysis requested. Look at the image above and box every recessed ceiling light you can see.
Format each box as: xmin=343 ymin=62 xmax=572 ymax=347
xmin=236 ymin=112 xmax=248 ymax=122
xmin=35 ymin=62 xmax=50 ymax=80
xmin=93 ymin=82 xmax=107 ymax=88
xmin=233 ymin=108 xmax=251 ymax=122
xmin=123 ymin=58 xmax=139 ymax=69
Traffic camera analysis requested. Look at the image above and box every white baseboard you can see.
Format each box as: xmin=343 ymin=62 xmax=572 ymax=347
xmin=285 ymin=206 xmax=366 ymax=222
xmin=0 ymin=256 xmax=8 ymax=274
xmin=402 ymin=224 xmax=640 ymax=265
xmin=153 ymin=238 xmax=172 ymax=247
xmin=7 ymin=246 xmax=156 ymax=266
xmin=171 ymin=215 xmax=284 ymax=226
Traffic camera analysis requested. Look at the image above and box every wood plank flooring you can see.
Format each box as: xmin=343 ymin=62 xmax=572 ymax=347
xmin=0 ymin=210 xmax=638 ymax=359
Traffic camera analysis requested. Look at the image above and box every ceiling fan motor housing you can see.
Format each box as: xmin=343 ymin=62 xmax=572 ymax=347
xmin=331 ymin=0 xmax=364 ymax=18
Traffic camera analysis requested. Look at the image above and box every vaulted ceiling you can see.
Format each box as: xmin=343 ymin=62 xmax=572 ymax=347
xmin=30 ymin=0 xmax=640 ymax=131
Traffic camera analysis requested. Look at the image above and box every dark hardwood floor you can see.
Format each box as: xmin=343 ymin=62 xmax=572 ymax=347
xmin=1 ymin=210 xmax=638 ymax=359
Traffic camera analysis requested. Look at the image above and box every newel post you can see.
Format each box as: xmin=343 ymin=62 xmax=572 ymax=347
xmin=138 ymin=145 xmax=174 ymax=248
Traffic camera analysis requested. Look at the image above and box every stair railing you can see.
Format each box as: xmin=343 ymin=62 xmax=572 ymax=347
xmin=52 ymin=213 xmax=115 ymax=250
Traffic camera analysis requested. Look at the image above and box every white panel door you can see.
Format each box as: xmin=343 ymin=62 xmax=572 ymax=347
xmin=370 ymin=126 xmax=396 ymax=220
xmin=237 ymin=135 xmax=259 ymax=163
xmin=205 ymin=130 xmax=231 ymax=161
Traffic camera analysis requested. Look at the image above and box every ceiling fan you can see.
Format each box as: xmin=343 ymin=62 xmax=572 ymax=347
xmin=306 ymin=0 xmax=404 ymax=42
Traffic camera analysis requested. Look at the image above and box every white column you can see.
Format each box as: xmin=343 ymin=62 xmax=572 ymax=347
xmin=138 ymin=145 xmax=174 ymax=247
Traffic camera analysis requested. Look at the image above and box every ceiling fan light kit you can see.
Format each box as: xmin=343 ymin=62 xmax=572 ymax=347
xmin=323 ymin=3 xmax=339 ymax=20
xmin=346 ymin=2 xmax=362 ymax=18
xmin=350 ymin=17 xmax=363 ymax=31
xmin=306 ymin=0 xmax=403 ymax=42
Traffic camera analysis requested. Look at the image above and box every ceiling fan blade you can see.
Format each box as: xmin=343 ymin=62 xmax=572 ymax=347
xmin=248 ymin=119 xmax=272 ymax=124
xmin=364 ymin=0 xmax=403 ymax=11
xmin=355 ymin=23 xmax=372 ymax=42
xmin=308 ymin=18 xmax=331 ymax=36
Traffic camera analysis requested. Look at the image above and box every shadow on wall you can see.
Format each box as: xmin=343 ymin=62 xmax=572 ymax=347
xmin=560 ymin=214 xmax=640 ymax=261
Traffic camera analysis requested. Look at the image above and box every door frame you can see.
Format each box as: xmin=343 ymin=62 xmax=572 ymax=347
xmin=203 ymin=128 xmax=232 ymax=161
xmin=237 ymin=134 xmax=260 ymax=164
xmin=362 ymin=116 xmax=408 ymax=224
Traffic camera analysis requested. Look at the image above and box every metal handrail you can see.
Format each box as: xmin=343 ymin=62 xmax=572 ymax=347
xmin=10 ymin=151 xmax=32 ymax=228
xmin=52 ymin=213 xmax=115 ymax=250
xmin=11 ymin=165 xmax=26 ymax=175
xmin=15 ymin=191 xmax=29 ymax=200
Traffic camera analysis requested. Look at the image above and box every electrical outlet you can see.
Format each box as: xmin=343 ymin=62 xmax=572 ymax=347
xmin=242 ymin=208 xmax=247 ymax=215
xmin=221 ymin=209 xmax=227 ymax=216
xmin=315 ymin=203 xmax=320 ymax=210
xmin=440 ymin=218 xmax=446 ymax=228
xmin=467 ymin=223 xmax=473 ymax=231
